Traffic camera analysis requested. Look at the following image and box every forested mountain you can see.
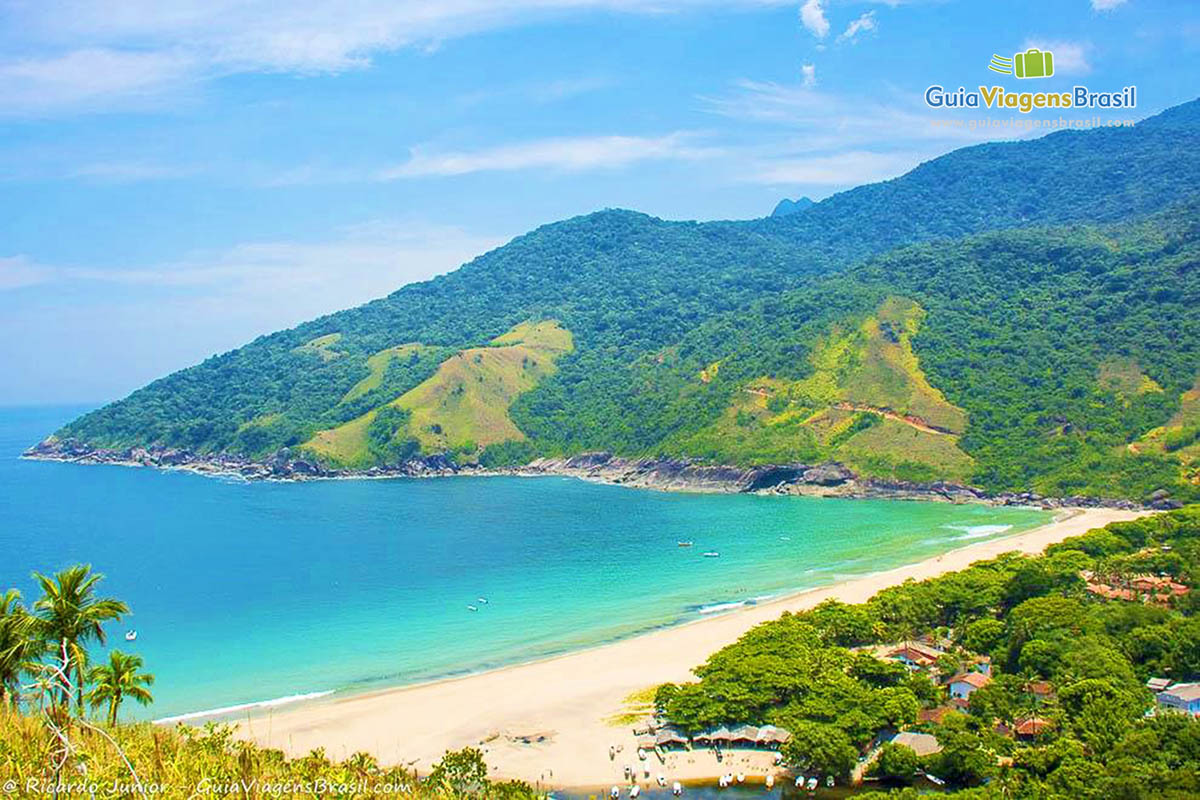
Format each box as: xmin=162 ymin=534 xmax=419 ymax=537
xmin=41 ymin=99 xmax=1200 ymax=502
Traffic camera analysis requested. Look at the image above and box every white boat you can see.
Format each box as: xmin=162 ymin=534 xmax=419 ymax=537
xmin=477 ymin=597 xmax=489 ymax=604
xmin=467 ymin=605 xmax=478 ymax=612
xmin=655 ymin=775 xmax=666 ymax=787
xmin=630 ymin=785 xmax=640 ymax=798
xmin=124 ymin=630 xmax=137 ymax=641
xmin=672 ymin=781 xmax=683 ymax=796
xmin=765 ymin=775 xmax=774 ymax=789
xmin=610 ymin=786 xmax=619 ymax=798
xmin=736 ymin=773 xmax=745 ymax=784
xmin=677 ymin=541 xmax=694 ymax=547
xmin=702 ymin=551 xmax=720 ymax=558
xmin=805 ymin=777 xmax=818 ymax=790
xmin=825 ymin=775 xmax=834 ymax=787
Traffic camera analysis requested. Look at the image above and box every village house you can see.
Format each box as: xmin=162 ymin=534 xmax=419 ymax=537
xmin=948 ymin=671 xmax=992 ymax=704
xmin=1156 ymin=683 xmax=1200 ymax=716
xmin=884 ymin=641 xmax=944 ymax=670
xmin=1082 ymin=570 xmax=1190 ymax=607
xmin=1146 ymin=677 xmax=1173 ymax=692
xmin=1014 ymin=717 xmax=1053 ymax=740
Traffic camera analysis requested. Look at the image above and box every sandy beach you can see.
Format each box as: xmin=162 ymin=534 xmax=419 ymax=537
xmin=233 ymin=507 xmax=1144 ymax=789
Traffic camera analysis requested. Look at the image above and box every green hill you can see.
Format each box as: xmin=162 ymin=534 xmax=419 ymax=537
xmin=40 ymin=99 xmax=1200 ymax=502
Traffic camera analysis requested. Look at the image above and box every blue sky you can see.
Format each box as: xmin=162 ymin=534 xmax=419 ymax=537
xmin=0 ymin=0 xmax=1197 ymax=404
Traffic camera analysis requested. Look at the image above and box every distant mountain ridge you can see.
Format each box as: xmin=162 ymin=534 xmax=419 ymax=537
xmin=771 ymin=197 xmax=814 ymax=217
xmin=38 ymin=98 xmax=1200 ymax=503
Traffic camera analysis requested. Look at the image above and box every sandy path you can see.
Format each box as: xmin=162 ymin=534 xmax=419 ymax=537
xmin=232 ymin=507 xmax=1144 ymax=789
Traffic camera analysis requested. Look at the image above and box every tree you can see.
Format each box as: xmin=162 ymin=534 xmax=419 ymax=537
xmin=426 ymin=747 xmax=490 ymax=797
xmin=873 ymin=743 xmax=920 ymax=784
xmin=86 ymin=650 xmax=154 ymax=726
xmin=32 ymin=565 xmax=129 ymax=714
xmin=0 ymin=589 xmax=37 ymax=708
xmin=781 ymin=721 xmax=858 ymax=777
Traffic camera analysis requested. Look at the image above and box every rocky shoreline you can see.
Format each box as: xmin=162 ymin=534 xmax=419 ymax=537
xmin=23 ymin=439 xmax=1175 ymax=510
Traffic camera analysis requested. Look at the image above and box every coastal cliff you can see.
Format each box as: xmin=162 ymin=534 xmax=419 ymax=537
xmin=23 ymin=439 xmax=1162 ymax=510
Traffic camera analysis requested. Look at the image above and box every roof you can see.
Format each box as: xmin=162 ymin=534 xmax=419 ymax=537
xmin=889 ymin=641 xmax=944 ymax=659
xmin=1160 ymin=683 xmax=1200 ymax=702
xmin=730 ymin=725 xmax=760 ymax=740
xmin=756 ymin=725 xmax=791 ymax=744
xmin=1015 ymin=717 xmax=1052 ymax=736
xmin=655 ymin=729 xmax=688 ymax=745
xmin=1146 ymin=677 xmax=1172 ymax=691
xmin=918 ymin=706 xmax=958 ymax=724
xmin=890 ymin=732 xmax=943 ymax=757
xmin=950 ymin=672 xmax=992 ymax=689
xmin=1025 ymin=680 xmax=1054 ymax=696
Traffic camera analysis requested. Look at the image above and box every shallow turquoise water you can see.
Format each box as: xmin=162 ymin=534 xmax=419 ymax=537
xmin=0 ymin=405 xmax=1050 ymax=721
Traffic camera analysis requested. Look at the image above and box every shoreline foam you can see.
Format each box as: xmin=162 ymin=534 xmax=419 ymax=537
xmin=228 ymin=506 xmax=1146 ymax=789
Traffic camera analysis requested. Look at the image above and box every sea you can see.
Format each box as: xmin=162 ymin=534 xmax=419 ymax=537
xmin=0 ymin=405 xmax=1051 ymax=722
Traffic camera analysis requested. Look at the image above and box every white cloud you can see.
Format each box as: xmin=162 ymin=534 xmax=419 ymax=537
xmin=0 ymin=0 xmax=794 ymax=115
xmin=378 ymin=132 xmax=720 ymax=178
xmin=698 ymin=79 xmax=1048 ymax=191
xmin=801 ymin=63 xmax=817 ymax=88
xmin=1091 ymin=0 xmax=1127 ymax=10
xmin=799 ymin=0 xmax=830 ymax=39
xmin=0 ymin=256 xmax=54 ymax=290
xmin=0 ymin=48 xmax=197 ymax=114
xmin=1022 ymin=39 xmax=1090 ymax=75
xmin=753 ymin=150 xmax=918 ymax=185
xmin=0 ymin=219 xmax=510 ymax=401
xmin=838 ymin=11 xmax=877 ymax=43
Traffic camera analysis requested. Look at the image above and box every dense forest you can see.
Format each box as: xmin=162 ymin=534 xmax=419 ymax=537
xmin=43 ymin=99 xmax=1200 ymax=502
xmin=656 ymin=505 xmax=1200 ymax=799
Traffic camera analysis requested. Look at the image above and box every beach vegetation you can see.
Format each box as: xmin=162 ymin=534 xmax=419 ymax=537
xmin=30 ymin=564 xmax=129 ymax=715
xmin=86 ymin=650 xmax=155 ymax=727
xmin=657 ymin=506 xmax=1200 ymax=795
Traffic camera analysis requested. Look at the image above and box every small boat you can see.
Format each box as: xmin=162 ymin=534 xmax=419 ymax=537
xmin=736 ymin=773 xmax=745 ymax=784
xmin=655 ymin=775 xmax=666 ymax=787
xmin=467 ymin=605 xmax=478 ymax=612
xmin=630 ymin=785 xmax=641 ymax=798
xmin=672 ymin=781 xmax=683 ymax=796
xmin=124 ymin=630 xmax=137 ymax=641
xmin=765 ymin=775 xmax=775 ymax=790
xmin=477 ymin=597 xmax=489 ymax=604
xmin=610 ymin=786 xmax=620 ymax=798
xmin=805 ymin=776 xmax=818 ymax=791
xmin=795 ymin=776 xmax=805 ymax=788
xmin=677 ymin=541 xmax=694 ymax=547
xmin=825 ymin=775 xmax=835 ymax=787
xmin=702 ymin=551 xmax=720 ymax=558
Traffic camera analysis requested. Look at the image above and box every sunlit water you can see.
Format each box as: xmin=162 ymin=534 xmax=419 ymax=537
xmin=0 ymin=405 xmax=1050 ymax=720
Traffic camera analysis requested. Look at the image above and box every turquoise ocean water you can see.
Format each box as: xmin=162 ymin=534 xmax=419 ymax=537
xmin=0 ymin=405 xmax=1051 ymax=721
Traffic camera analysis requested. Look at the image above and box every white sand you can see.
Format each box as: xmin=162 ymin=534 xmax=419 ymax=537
xmin=233 ymin=507 xmax=1144 ymax=789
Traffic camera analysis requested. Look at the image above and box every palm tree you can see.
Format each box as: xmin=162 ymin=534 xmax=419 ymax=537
xmin=0 ymin=589 xmax=37 ymax=708
xmin=86 ymin=650 xmax=154 ymax=726
xmin=32 ymin=565 xmax=129 ymax=714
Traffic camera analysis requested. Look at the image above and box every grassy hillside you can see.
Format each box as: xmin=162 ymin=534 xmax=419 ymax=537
xmin=0 ymin=709 xmax=534 ymax=799
xmin=43 ymin=98 xmax=1200 ymax=500
xmin=663 ymin=297 xmax=975 ymax=481
xmin=305 ymin=321 xmax=572 ymax=466
xmin=640 ymin=205 xmax=1200 ymax=501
